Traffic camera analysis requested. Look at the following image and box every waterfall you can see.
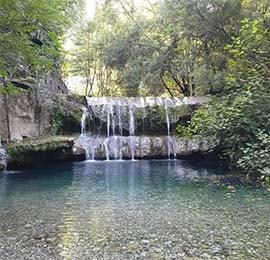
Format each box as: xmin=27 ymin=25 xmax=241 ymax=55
xmin=110 ymin=104 xmax=116 ymax=136
xmin=77 ymin=96 xmax=201 ymax=161
xmin=81 ymin=107 xmax=88 ymax=135
xmin=164 ymin=99 xmax=170 ymax=136
xmin=128 ymin=102 xmax=136 ymax=160
xmin=117 ymin=102 xmax=123 ymax=136
xmin=103 ymin=138 xmax=110 ymax=161
xmin=142 ymin=97 xmax=146 ymax=135
xmin=105 ymin=104 xmax=110 ymax=137
xmin=164 ymin=98 xmax=177 ymax=159
xmin=164 ymin=98 xmax=171 ymax=159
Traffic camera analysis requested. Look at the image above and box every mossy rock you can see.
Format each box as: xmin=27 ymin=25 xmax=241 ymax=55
xmin=48 ymin=94 xmax=87 ymax=135
xmin=143 ymin=105 xmax=168 ymax=135
xmin=6 ymin=136 xmax=77 ymax=169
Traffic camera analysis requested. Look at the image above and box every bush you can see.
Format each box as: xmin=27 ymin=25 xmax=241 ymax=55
xmin=238 ymin=131 xmax=270 ymax=176
xmin=176 ymin=19 xmax=270 ymax=176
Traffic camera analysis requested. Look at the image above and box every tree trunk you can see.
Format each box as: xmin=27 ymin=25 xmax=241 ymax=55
xmin=160 ymin=73 xmax=174 ymax=97
xmin=2 ymin=78 xmax=11 ymax=142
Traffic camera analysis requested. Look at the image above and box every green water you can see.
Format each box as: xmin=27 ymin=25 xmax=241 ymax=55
xmin=0 ymin=160 xmax=270 ymax=260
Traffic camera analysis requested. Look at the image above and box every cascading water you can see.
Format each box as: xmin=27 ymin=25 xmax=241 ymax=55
xmin=110 ymin=104 xmax=116 ymax=136
xmin=81 ymin=107 xmax=88 ymax=135
xmin=164 ymin=98 xmax=177 ymax=159
xmin=117 ymin=102 xmax=123 ymax=136
xmin=164 ymin=99 xmax=171 ymax=159
xmin=0 ymin=140 xmax=7 ymax=171
xmin=103 ymin=138 xmax=110 ymax=161
xmin=128 ymin=102 xmax=136 ymax=160
xmin=142 ymin=97 xmax=146 ymax=135
xmin=77 ymin=96 xmax=202 ymax=161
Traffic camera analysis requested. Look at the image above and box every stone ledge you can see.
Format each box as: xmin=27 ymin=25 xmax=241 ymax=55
xmin=73 ymin=135 xmax=218 ymax=160
xmin=6 ymin=136 xmax=77 ymax=169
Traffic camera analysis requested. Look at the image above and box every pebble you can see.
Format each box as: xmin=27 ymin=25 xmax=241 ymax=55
xmin=141 ymin=239 xmax=150 ymax=245
xmin=33 ymin=233 xmax=47 ymax=240
xmin=227 ymin=185 xmax=237 ymax=192
xmin=24 ymin=224 xmax=33 ymax=229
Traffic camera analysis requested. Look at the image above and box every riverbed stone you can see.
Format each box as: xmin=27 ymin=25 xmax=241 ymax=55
xmin=33 ymin=233 xmax=47 ymax=240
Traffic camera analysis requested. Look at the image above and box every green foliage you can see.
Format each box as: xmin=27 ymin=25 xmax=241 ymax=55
xmin=0 ymin=82 xmax=23 ymax=96
xmin=177 ymin=17 xmax=270 ymax=176
xmin=0 ymin=0 xmax=84 ymax=80
xmin=144 ymin=105 xmax=167 ymax=134
xmin=50 ymin=102 xmax=66 ymax=135
xmin=68 ymin=0 xmax=244 ymax=97
xmin=238 ymin=131 xmax=270 ymax=176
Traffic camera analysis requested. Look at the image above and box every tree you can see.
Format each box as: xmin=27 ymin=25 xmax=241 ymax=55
xmin=177 ymin=17 xmax=270 ymax=176
xmin=0 ymin=0 xmax=84 ymax=82
xmin=96 ymin=0 xmax=242 ymax=96
xmin=70 ymin=21 xmax=98 ymax=96
xmin=0 ymin=0 xmax=84 ymax=141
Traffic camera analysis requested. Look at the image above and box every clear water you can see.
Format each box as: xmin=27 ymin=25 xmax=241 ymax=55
xmin=0 ymin=160 xmax=270 ymax=260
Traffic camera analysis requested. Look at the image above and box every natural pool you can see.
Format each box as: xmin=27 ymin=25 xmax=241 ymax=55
xmin=0 ymin=160 xmax=269 ymax=260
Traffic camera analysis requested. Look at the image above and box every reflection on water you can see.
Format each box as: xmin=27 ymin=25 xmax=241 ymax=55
xmin=0 ymin=160 xmax=270 ymax=260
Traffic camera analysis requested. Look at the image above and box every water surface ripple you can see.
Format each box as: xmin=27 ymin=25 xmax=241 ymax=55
xmin=0 ymin=160 xmax=269 ymax=259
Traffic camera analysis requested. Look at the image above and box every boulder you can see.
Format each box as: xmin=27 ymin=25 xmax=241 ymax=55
xmin=6 ymin=136 xmax=77 ymax=169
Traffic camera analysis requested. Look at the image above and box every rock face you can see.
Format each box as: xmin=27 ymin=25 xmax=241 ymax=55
xmin=0 ymin=92 xmax=40 ymax=141
xmin=73 ymin=136 xmax=217 ymax=160
xmin=0 ymin=148 xmax=7 ymax=171
xmin=0 ymin=70 xmax=68 ymax=142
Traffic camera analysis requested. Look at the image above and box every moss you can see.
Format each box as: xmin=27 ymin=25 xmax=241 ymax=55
xmin=6 ymin=136 xmax=75 ymax=169
xmin=50 ymin=94 xmax=87 ymax=135
xmin=48 ymin=94 xmax=84 ymax=135
xmin=174 ymin=104 xmax=188 ymax=117
xmin=48 ymin=95 xmax=66 ymax=135
xmin=65 ymin=107 xmax=82 ymax=134
xmin=142 ymin=105 xmax=167 ymax=135
xmin=69 ymin=107 xmax=82 ymax=123
xmin=7 ymin=136 xmax=74 ymax=153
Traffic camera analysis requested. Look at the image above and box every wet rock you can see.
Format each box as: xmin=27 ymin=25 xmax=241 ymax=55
xmin=7 ymin=136 xmax=75 ymax=169
xmin=33 ymin=233 xmax=47 ymax=240
xmin=127 ymin=242 xmax=139 ymax=251
xmin=153 ymin=248 xmax=162 ymax=253
xmin=141 ymin=239 xmax=150 ymax=245
xmin=73 ymin=136 xmax=217 ymax=160
xmin=24 ymin=224 xmax=33 ymax=229
xmin=149 ymin=252 xmax=166 ymax=259
xmin=227 ymin=185 xmax=236 ymax=192
xmin=92 ymin=247 xmax=101 ymax=253
xmin=45 ymin=237 xmax=57 ymax=244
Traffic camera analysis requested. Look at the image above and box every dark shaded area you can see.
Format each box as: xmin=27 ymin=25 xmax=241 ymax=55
xmin=7 ymin=148 xmax=84 ymax=170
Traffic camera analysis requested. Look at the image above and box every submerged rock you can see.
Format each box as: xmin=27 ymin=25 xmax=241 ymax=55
xmin=33 ymin=233 xmax=48 ymax=240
